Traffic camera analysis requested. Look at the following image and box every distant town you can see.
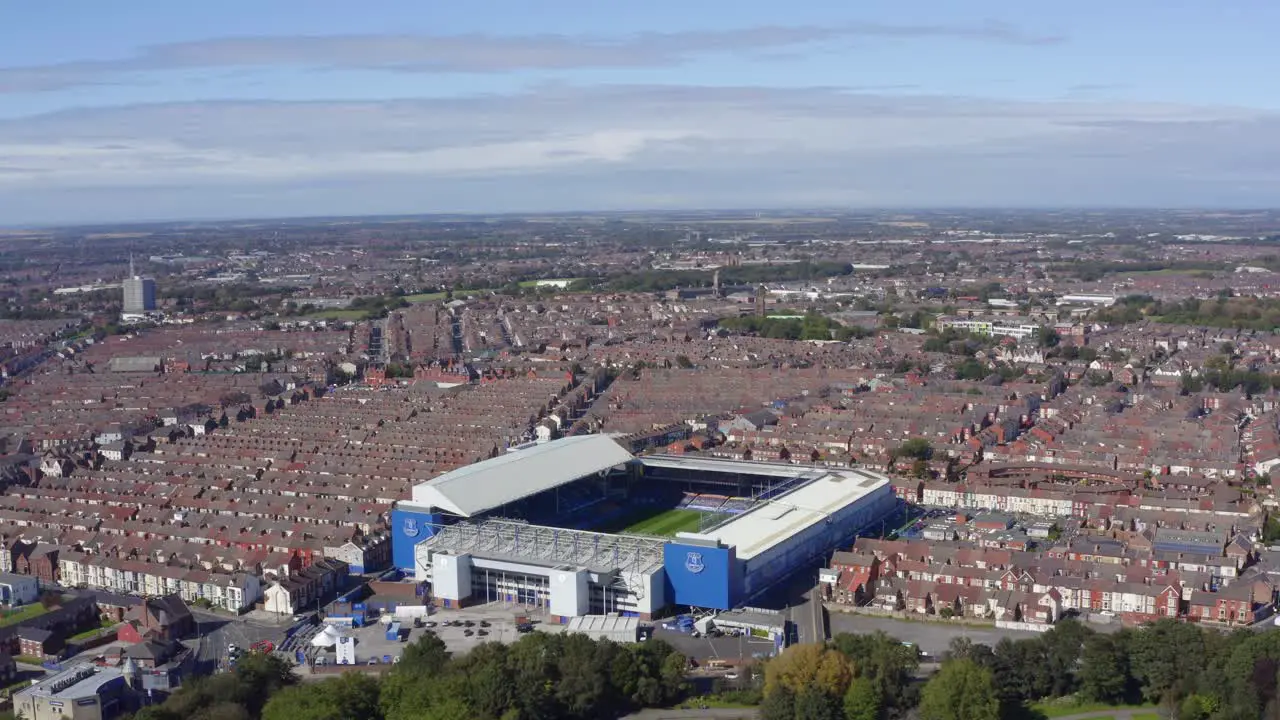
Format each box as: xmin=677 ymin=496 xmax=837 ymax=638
xmin=2 ymin=209 xmax=1280 ymax=718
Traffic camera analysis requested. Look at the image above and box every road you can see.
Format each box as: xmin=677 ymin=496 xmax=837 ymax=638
xmin=826 ymin=612 xmax=1043 ymax=656
xmin=653 ymin=628 xmax=779 ymax=662
xmin=791 ymin=584 xmax=827 ymax=646
xmin=190 ymin=610 xmax=288 ymax=671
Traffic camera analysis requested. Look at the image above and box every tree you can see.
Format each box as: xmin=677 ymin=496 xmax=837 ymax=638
xmin=1128 ymin=619 xmax=1207 ymax=703
xmin=843 ymin=676 xmax=884 ymax=720
xmin=1038 ymin=327 xmax=1061 ymax=348
xmin=1079 ymin=634 xmax=1131 ymax=704
xmin=263 ymin=672 xmax=383 ymax=720
xmin=830 ymin=632 xmax=918 ymax=713
xmin=1038 ymin=619 xmax=1092 ymax=697
xmin=891 ymin=438 xmax=933 ymax=462
xmin=398 ymin=630 xmax=451 ymax=674
xmin=795 ymin=686 xmax=844 ymax=720
xmin=765 ymin=643 xmax=854 ymax=699
xmin=761 ymin=685 xmax=797 ymax=720
xmin=919 ymin=659 xmax=1000 ymax=720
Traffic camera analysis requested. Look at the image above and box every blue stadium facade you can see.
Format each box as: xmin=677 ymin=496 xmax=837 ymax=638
xmin=391 ymin=438 xmax=897 ymax=617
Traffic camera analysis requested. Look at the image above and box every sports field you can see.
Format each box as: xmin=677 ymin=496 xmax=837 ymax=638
xmin=618 ymin=508 xmax=713 ymax=537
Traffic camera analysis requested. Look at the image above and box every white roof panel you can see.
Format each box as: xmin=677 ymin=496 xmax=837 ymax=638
xmin=411 ymin=435 xmax=634 ymax=517
xmin=707 ymin=468 xmax=891 ymax=560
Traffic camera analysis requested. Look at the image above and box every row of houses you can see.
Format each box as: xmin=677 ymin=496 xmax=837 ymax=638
xmin=823 ymin=536 xmax=1276 ymax=627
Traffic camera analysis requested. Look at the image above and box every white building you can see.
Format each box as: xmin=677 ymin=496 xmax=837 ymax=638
xmin=936 ymin=316 xmax=1040 ymax=341
xmin=0 ymin=572 xmax=40 ymax=605
xmin=122 ymin=275 xmax=156 ymax=315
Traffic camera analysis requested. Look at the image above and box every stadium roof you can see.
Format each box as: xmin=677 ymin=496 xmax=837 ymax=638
xmin=417 ymin=519 xmax=667 ymax=594
xmin=700 ymin=468 xmax=890 ymax=560
xmin=410 ymin=434 xmax=634 ymax=517
xmin=641 ymin=455 xmax=830 ymax=480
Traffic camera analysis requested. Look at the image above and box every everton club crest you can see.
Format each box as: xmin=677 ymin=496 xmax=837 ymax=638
xmin=685 ymin=552 xmax=705 ymax=574
xmin=403 ymin=518 xmax=420 ymax=538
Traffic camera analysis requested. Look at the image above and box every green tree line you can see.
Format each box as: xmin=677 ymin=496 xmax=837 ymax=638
xmin=719 ymin=313 xmax=871 ymax=341
xmin=605 ymin=261 xmax=855 ymax=292
xmin=761 ymin=620 xmax=1280 ymax=720
xmin=1098 ymin=294 xmax=1280 ymax=331
xmin=129 ymin=630 xmax=688 ymax=720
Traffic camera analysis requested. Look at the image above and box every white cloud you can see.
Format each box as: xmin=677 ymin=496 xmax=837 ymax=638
xmin=0 ymin=86 xmax=1277 ymax=222
xmin=0 ymin=22 xmax=1063 ymax=93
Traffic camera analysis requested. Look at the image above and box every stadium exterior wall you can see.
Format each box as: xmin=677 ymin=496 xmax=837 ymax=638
xmin=663 ymin=542 xmax=740 ymax=610
xmin=740 ymin=482 xmax=897 ymax=599
xmin=391 ymin=505 xmax=441 ymax=571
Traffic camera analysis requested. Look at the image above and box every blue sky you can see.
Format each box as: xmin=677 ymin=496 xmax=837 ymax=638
xmin=0 ymin=1 xmax=1277 ymax=224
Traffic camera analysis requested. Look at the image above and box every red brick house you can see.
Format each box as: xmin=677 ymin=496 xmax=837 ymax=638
xmin=116 ymin=594 xmax=194 ymax=643
xmin=17 ymin=627 xmax=63 ymax=660
xmin=828 ymin=551 xmax=882 ymax=605
xmin=11 ymin=543 xmax=58 ymax=586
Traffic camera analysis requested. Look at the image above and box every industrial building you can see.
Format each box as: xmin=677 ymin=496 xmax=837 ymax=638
xmin=14 ymin=663 xmax=129 ymax=720
xmin=393 ymin=435 xmax=896 ymax=620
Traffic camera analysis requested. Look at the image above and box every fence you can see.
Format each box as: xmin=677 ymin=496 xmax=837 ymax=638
xmin=995 ymin=620 xmax=1051 ymax=633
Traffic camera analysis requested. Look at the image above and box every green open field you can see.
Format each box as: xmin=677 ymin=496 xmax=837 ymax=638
xmin=616 ymin=508 xmax=726 ymax=537
xmin=0 ymin=604 xmax=48 ymax=628
xmin=300 ymin=308 xmax=367 ymax=321
xmin=405 ymin=288 xmax=495 ymax=303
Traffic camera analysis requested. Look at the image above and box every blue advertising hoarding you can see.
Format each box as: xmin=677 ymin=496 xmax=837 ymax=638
xmin=391 ymin=506 xmax=441 ymax=571
xmin=663 ymin=542 xmax=739 ymax=610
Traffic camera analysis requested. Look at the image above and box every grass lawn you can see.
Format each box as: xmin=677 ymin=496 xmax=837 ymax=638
xmin=621 ymin=508 xmax=712 ymax=537
xmin=300 ymin=308 xmax=367 ymax=321
xmin=1030 ymin=700 xmax=1157 ymax=719
xmin=403 ymin=291 xmax=446 ymax=303
xmin=69 ymin=620 xmax=119 ymax=642
xmin=404 ymin=288 xmax=494 ymax=303
xmin=0 ymin=604 xmax=48 ymax=627
xmin=1131 ymin=715 xmax=1161 ymax=720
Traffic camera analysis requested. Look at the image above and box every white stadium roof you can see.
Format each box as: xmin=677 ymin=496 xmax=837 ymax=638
xmin=698 ymin=467 xmax=890 ymax=560
xmin=410 ymin=434 xmax=635 ymax=517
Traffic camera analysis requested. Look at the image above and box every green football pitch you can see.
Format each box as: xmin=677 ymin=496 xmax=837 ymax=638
xmin=619 ymin=508 xmax=716 ymax=536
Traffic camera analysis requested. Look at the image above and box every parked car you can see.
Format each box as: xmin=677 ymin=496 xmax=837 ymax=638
xmin=464 ymin=629 xmax=474 ymax=637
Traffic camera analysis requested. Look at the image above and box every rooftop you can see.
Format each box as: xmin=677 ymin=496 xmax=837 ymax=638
xmin=698 ymin=467 xmax=891 ymax=560
xmin=640 ymin=454 xmax=833 ymax=481
xmin=16 ymin=663 xmax=123 ymax=701
xmin=410 ymin=434 xmax=634 ymax=517
xmin=418 ymin=518 xmax=667 ymax=596
xmin=566 ymin=614 xmax=640 ymax=634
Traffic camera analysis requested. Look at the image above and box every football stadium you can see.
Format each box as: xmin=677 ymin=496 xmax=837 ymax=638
xmin=390 ymin=435 xmax=897 ymax=620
